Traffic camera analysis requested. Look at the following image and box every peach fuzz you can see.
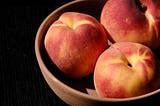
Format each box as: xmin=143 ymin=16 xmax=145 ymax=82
xmin=101 ymin=0 xmax=160 ymax=49
xmin=94 ymin=42 xmax=156 ymax=98
xmin=44 ymin=12 xmax=108 ymax=78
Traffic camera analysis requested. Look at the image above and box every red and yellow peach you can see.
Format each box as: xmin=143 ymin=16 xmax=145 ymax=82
xmin=101 ymin=0 xmax=160 ymax=49
xmin=44 ymin=12 xmax=108 ymax=78
xmin=94 ymin=42 xmax=156 ymax=98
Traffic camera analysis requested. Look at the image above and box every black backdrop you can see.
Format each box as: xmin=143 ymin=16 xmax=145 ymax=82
xmin=1 ymin=0 xmax=71 ymax=105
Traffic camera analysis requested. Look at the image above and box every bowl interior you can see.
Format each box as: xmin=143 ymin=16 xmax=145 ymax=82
xmin=35 ymin=0 xmax=160 ymax=104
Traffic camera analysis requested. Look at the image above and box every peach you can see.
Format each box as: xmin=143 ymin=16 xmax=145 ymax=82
xmin=101 ymin=0 xmax=160 ymax=49
xmin=44 ymin=12 xmax=108 ymax=78
xmin=94 ymin=42 xmax=156 ymax=98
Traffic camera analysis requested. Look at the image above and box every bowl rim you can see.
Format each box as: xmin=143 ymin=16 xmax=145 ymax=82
xmin=35 ymin=0 xmax=160 ymax=103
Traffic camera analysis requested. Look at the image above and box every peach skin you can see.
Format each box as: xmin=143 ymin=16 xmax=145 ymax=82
xmin=101 ymin=0 xmax=160 ymax=49
xmin=44 ymin=12 xmax=108 ymax=78
xmin=94 ymin=42 xmax=156 ymax=98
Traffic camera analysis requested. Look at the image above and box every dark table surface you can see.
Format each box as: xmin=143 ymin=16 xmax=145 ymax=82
xmin=1 ymin=0 xmax=160 ymax=106
xmin=1 ymin=0 xmax=71 ymax=106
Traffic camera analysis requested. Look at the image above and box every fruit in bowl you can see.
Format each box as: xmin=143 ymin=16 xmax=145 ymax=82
xmin=35 ymin=0 xmax=160 ymax=105
xmin=94 ymin=42 xmax=156 ymax=98
xmin=101 ymin=0 xmax=160 ymax=49
xmin=44 ymin=12 xmax=108 ymax=78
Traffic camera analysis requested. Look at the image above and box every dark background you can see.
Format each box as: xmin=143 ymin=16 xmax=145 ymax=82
xmin=0 ymin=0 xmax=71 ymax=106
xmin=1 ymin=0 xmax=160 ymax=106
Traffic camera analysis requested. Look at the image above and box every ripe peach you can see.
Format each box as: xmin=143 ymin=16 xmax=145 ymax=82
xmin=94 ymin=42 xmax=156 ymax=98
xmin=44 ymin=12 xmax=108 ymax=78
xmin=101 ymin=0 xmax=160 ymax=49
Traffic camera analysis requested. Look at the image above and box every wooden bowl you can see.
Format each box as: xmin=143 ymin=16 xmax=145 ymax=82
xmin=35 ymin=0 xmax=160 ymax=105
